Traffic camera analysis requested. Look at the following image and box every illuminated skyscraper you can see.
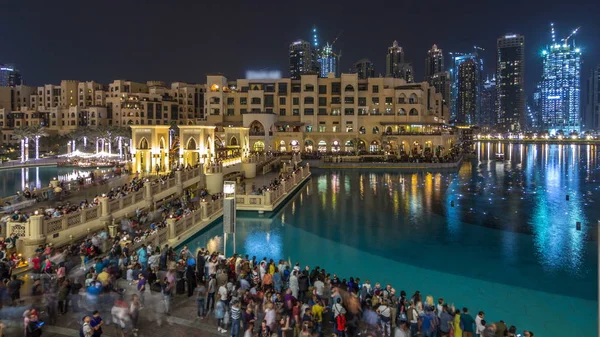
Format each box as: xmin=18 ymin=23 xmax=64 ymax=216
xmin=0 ymin=64 xmax=22 ymax=86
xmin=289 ymin=40 xmax=317 ymax=80
xmin=386 ymin=40 xmax=404 ymax=78
xmin=479 ymin=75 xmax=497 ymax=129
xmin=584 ymin=64 xmax=600 ymax=131
xmin=351 ymin=59 xmax=375 ymax=79
xmin=318 ymin=43 xmax=340 ymax=77
xmin=539 ymin=24 xmax=582 ymax=134
xmin=385 ymin=41 xmax=413 ymax=82
xmin=496 ymin=34 xmax=525 ymax=132
xmin=425 ymin=44 xmax=444 ymax=82
xmin=450 ymin=52 xmax=483 ymax=124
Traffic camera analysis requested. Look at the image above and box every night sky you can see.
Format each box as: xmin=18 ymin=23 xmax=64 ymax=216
xmin=1 ymin=0 xmax=599 ymax=99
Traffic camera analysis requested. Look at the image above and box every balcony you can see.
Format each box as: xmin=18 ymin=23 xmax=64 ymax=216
xmin=241 ymin=110 xmax=275 ymax=115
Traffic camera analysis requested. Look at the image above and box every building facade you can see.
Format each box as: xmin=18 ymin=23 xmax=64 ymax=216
xmin=0 ymin=79 xmax=205 ymax=145
xmin=0 ymin=64 xmax=21 ymax=87
xmin=479 ymin=76 xmax=497 ymax=130
xmin=450 ymin=52 xmax=482 ymax=124
xmin=351 ymin=59 xmax=375 ymax=79
xmin=539 ymin=36 xmax=582 ymax=134
xmin=425 ymin=44 xmax=444 ymax=82
xmin=318 ymin=43 xmax=340 ymax=78
xmin=203 ymin=73 xmax=455 ymax=155
xmin=289 ymin=40 xmax=318 ymax=80
xmin=496 ymin=34 xmax=525 ymax=133
xmin=584 ymin=65 xmax=600 ymax=131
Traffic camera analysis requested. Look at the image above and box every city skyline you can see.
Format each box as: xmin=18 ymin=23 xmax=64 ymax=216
xmin=1 ymin=0 xmax=597 ymax=92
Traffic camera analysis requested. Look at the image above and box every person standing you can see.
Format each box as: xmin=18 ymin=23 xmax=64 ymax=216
xmin=460 ymin=308 xmax=475 ymax=337
xmin=161 ymin=277 xmax=173 ymax=315
xmin=58 ymin=280 xmax=71 ymax=314
xmin=206 ymin=274 xmax=216 ymax=312
xmin=186 ymin=265 xmax=196 ymax=297
xmin=90 ymin=310 xmax=104 ymax=337
xmin=475 ymin=312 xmax=485 ymax=337
xmin=215 ymin=297 xmax=227 ymax=333
xmin=137 ymin=274 xmax=146 ymax=307
xmin=81 ymin=316 xmax=93 ymax=337
xmin=129 ymin=294 xmax=141 ymax=335
xmin=196 ymin=282 xmax=207 ymax=318
xmin=230 ymin=300 xmax=242 ymax=337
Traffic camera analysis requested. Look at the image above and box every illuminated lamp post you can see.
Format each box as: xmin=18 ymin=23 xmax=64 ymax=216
xmin=223 ymin=181 xmax=236 ymax=256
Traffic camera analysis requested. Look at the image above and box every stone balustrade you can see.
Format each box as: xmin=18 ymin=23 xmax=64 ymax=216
xmin=235 ymin=164 xmax=311 ymax=211
xmin=128 ymin=199 xmax=223 ymax=253
xmin=7 ymin=167 xmax=210 ymax=258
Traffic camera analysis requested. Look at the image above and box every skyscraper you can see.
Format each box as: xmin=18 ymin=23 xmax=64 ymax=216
xmin=0 ymin=64 xmax=22 ymax=86
xmin=450 ymin=52 xmax=483 ymax=124
xmin=585 ymin=65 xmax=600 ymax=131
xmin=456 ymin=59 xmax=480 ymax=125
xmin=479 ymin=75 xmax=497 ymax=129
xmin=496 ymin=34 xmax=525 ymax=133
xmin=430 ymin=71 xmax=451 ymax=107
xmin=318 ymin=43 xmax=340 ymax=78
xmin=425 ymin=44 xmax=444 ymax=82
xmin=351 ymin=59 xmax=375 ymax=79
xmin=539 ymin=24 xmax=582 ymax=134
xmin=289 ymin=40 xmax=317 ymax=80
xmin=386 ymin=40 xmax=404 ymax=78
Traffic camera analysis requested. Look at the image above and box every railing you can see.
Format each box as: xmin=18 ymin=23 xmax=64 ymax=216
xmin=236 ymin=165 xmax=310 ymax=208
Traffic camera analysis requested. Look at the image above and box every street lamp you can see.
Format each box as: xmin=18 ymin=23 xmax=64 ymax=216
xmin=223 ymin=181 xmax=236 ymax=256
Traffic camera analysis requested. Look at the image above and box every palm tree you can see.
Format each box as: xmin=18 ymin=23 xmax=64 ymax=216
xmin=28 ymin=125 xmax=49 ymax=160
xmin=12 ymin=126 xmax=31 ymax=162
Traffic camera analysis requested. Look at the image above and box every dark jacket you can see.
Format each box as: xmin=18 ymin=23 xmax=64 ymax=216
xmin=298 ymin=273 xmax=309 ymax=291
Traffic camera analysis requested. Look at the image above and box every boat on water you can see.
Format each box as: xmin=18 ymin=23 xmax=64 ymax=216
xmin=495 ymin=153 xmax=505 ymax=160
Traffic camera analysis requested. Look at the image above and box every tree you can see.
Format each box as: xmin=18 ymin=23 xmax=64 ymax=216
xmin=28 ymin=125 xmax=48 ymax=160
xmin=12 ymin=126 xmax=31 ymax=162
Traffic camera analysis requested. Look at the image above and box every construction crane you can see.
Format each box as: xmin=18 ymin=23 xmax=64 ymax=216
xmin=563 ymin=26 xmax=581 ymax=45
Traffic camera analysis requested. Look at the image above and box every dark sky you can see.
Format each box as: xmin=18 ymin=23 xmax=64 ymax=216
xmin=1 ymin=0 xmax=599 ymax=99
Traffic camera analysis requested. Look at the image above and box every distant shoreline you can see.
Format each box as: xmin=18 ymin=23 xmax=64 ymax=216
xmin=0 ymin=159 xmax=58 ymax=171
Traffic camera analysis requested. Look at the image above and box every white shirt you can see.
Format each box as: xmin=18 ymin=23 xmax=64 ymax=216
xmin=218 ymin=285 xmax=228 ymax=301
xmin=409 ymin=308 xmax=418 ymax=324
xmin=314 ymin=280 xmax=325 ymax=296
xmin=476 ymin=315 xmax=485 ymax=334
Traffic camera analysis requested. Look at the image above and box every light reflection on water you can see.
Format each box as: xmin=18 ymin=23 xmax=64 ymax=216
xmin=0 ymin=166 xmax=98 ymax=196
xmin=181 ymin=143 xmax=598 ymax=337
xmin=183 ymin=144 xmax=598 ymax=298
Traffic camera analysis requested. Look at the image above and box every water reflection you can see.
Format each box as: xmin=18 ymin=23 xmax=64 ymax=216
xmin=182 ymin=144 xmax=598 ymax=300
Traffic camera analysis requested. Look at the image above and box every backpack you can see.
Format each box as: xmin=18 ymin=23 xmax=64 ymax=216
xmin=407 ymin=307 xmax=417 ymax=322
xmin=79 ymin=325 xmax=85 ymax=337
xmin=336 ymin=314 xmax=347 ymax=330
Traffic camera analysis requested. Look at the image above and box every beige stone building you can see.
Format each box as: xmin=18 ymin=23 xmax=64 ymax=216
xmin=203 ymin=73 xmax=456 ymax=155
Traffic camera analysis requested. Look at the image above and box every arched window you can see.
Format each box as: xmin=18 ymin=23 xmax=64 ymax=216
xmin=359 ymin=126 xmax=366 ymax=134
xmin=249 ymin=120 xmax=265 ymax=136
xmin=409 ymin=93 xmax=418 ymax=104
xmin=253 ymin=141 xmax=265 ymax=152
xmin=397 ymin=94 xmax=407 ymax=104
xmin=370 ymin=140 xmax=380 ymax=152
xmin=344 ymin=84 xmax=354 ymax=92
xmin=317 ymin=140 xmax=327 ymax=152
xmin=187 ymin=137 xmax=197 ymax=150
xmin=385 ymin=126 xmax=393 ymax=134
xmin=331 ymin=140 xmax=340 ymax=152
xmin=139 ymin=138 xmax=149 ymax=150
xmin=409 ymin=108 xmax=418 ymax=116
xmin=230 ymin=136 xmax=238 ymax=146
xmin=398 ymin=108 xmax=407 ymax=116
xmin=372 ymin=127 xmax=379 ymax=134
xmin=304 ymin=140 xmax=314 ymax=152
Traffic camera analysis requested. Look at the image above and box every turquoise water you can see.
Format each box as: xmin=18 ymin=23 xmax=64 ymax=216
xmin=0 ymin=166 xmax=96 ymax=197
xmin=192 ymin=143 xmax=596 ymax=336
